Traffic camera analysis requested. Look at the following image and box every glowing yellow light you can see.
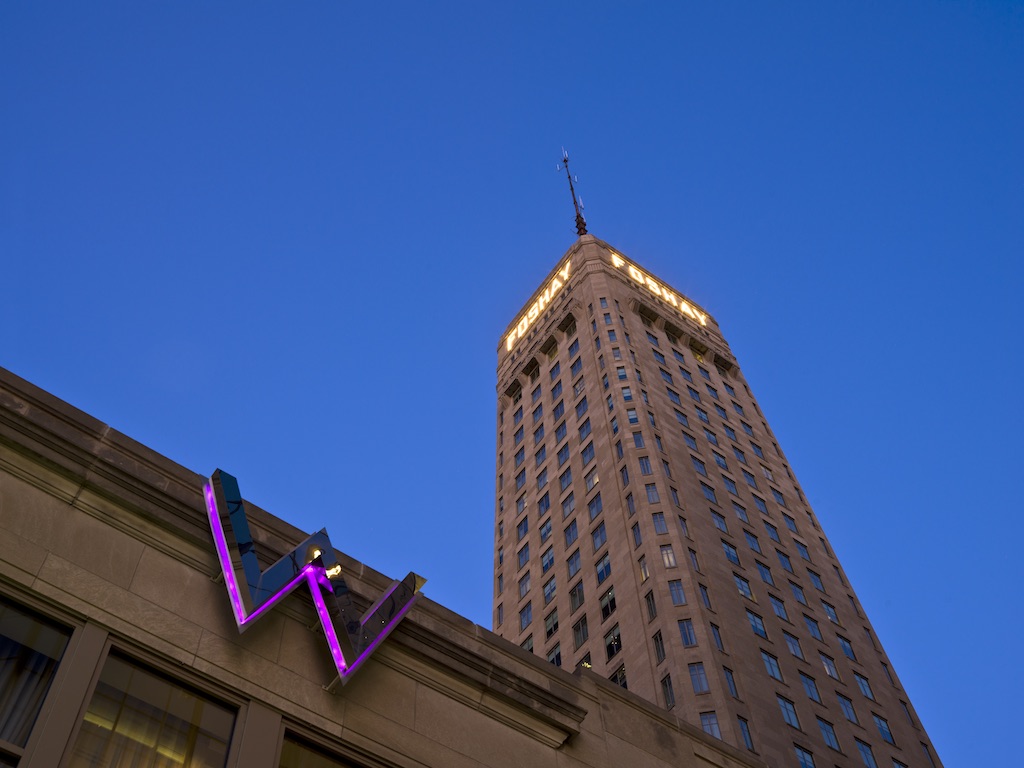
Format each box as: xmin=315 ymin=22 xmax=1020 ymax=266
xmin=610 ymin=253 xmax=707 ymax=327
xmin=325 ymin=565 xmax=342 ymax=578
xmin=505 ymin=260 xmax=572 ymax=352
xmin=312 ymin=549 xmax=322 ymax=559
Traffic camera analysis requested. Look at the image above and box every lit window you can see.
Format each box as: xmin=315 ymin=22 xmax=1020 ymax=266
xmin=72 ymin=652 xmax=236 ymax=767
xmin=660 ymin=544 xmax=677 ymax=568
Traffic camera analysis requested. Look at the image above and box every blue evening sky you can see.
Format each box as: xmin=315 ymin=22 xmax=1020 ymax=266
xmin=2 ymin=4 xmax=1021 ymax=764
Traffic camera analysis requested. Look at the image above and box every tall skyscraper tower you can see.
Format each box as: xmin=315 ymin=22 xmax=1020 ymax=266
xmin=493 ymin=235 xmax=942 ymax=768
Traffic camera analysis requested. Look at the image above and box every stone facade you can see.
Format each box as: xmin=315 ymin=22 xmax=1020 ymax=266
xmin=494 ymin=235 xmax=942 ymax=768
xmin=0 ymin=366 xmax=762 ymax=768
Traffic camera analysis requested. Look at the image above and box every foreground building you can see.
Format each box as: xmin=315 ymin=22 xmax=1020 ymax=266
xmin=0 ymin=366 xmax=762 ymax=768
xmin=494 ymin=234 xmax=942 ymax=768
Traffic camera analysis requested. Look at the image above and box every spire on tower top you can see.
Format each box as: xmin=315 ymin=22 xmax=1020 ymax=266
xmin=558 ymin=149 xmax=588 ymax=236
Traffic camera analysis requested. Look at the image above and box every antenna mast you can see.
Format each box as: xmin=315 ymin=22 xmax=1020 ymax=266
xmin=558 ymin=149 xmax=588 ymax=236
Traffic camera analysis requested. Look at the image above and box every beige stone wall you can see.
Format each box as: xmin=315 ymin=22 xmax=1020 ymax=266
xmin=0 ymin=366 xmax=763 ymax=768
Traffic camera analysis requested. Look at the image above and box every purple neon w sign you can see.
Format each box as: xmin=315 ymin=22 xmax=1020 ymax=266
xmin=204 ymin=470 xmax=424 ymax=687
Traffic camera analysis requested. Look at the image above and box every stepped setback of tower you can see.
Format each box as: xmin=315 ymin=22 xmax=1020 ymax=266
xmin=494 ymin=235 xmax=942 ymax=768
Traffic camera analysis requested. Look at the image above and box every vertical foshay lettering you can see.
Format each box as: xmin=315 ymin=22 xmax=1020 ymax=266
xmin=505 ymin=259 xmax=572 ymax=351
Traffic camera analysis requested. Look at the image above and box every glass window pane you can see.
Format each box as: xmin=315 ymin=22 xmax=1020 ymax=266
xmin=279 ymin=735 xmax=359 ymax=767
xmin=0 ymin=597 xmax=72 ymax=748
xmin=68 ymin=654 xmax=235 ymax=768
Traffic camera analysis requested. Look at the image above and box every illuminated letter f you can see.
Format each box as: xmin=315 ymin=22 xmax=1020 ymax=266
xmin=203 ymin=469 xmax=425 ymax=686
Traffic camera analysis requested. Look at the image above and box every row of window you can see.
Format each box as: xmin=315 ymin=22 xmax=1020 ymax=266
xmin=0 ymin=595 xmax=354 ymax=768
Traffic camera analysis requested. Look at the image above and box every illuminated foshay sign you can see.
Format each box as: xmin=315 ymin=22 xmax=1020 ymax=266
xmin=204 ymin=470 xmax=424 ymax=687
xmin=610 ymin=252 xmax=708 ymax=327
xmin=505 ymin=260 xmax=572 ymax=351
